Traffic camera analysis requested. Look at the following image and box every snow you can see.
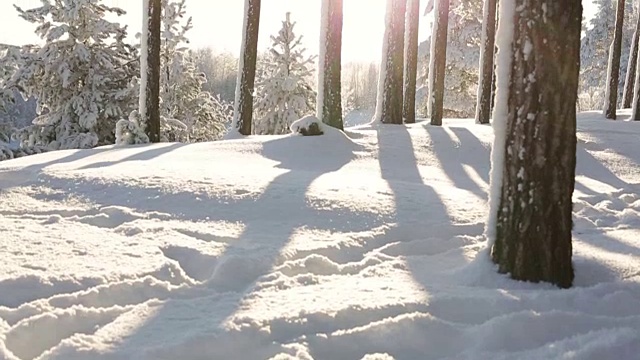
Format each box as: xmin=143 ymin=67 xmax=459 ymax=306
xmin=486 ymin=0 xmax=515 ymax=248
xmin=0 ymin=111 xmax=639 ymax=359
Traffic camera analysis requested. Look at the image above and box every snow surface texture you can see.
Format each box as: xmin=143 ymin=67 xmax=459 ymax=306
xmin=0 ymin=111 xmax=639 ymax=359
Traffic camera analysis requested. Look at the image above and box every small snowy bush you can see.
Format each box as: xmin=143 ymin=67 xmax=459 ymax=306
xmin=115 ymin=110 xmax=150 ymax=145
xmin=290 ymin=115 xmax=325 ymax=136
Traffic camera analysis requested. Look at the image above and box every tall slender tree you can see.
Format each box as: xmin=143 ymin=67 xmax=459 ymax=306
xmin=232 ymin=0 xmax=261 ymax=136
xmin=488 ymin=0 xmax=581 ymax=288
xmin=374 ymin=0 xmax=406 ymax=124
xmin=317 ymin=0 xmax=343 ymax=130
xmin=604 ymin=0 xmax=625 ymax=119
xmin=623 ymin=8 xmax=640 ymax=108
xmin=141 ymin=0 xmax=162 ymax=142
xmin=428 ymin=0 xmax=450 ymax=126
xmin=475 ymin=0 xmax=497 ymax=124
xmin=403 ymin=0 xmax=420 ymax=124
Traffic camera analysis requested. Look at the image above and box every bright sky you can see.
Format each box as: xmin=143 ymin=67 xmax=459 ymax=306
xmin=0 ymin=0 xmax=597 ymax=63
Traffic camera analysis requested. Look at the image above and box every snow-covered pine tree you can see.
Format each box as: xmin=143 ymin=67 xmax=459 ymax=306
xmin=232 ymin=0 xmax=261 ymax=136
xmin=7 ymin=1 xmax=138 ymax=150
xmin=158 ymin=0 xmax=230 ymax=142
xmin=253 ymin=13 xmax=316 ymax=135
xmin=420 ymin=0 xmax=483 ymax=119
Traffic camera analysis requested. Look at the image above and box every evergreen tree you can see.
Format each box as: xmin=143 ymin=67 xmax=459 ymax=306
xmin=158 ymin=0 xmax=230 ymax=142
xmin=420 ymin=0 xmax=483 ymax=119
xmin=623 ymin=5 xmax=640 ymax=108
xmin=604 ymin=0 xmax=626 ymax=119
xmin=253 ymin=13 xmax=316 ymax=135
xmin=4 ymin=0 xmax=138 ymax=150
xmin=428 ymin=0 xmax=449 ymax=126
xmin=141 ymin=0 xmax=162 ymax=142
xmin=317 ymin=0 xmax=344 ymax=130
xmin=374 ymin=0 xmax=406 ymax=125
xmin=231 ymin=0 xmax=261 ymax=136
xmin=403 ymin=0 xmax=420 ymax=124
xmin=475 ymin=0 xmax=497 ymax=124
xmin=489 ymin=0 xmax=581 ymax=288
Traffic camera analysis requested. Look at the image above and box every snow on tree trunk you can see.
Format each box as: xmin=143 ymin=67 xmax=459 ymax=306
xmin=428 ymin=0 xmax=449 ymax=126
xmin=475 ymin=0 xmax=497 ymax=124
xmin=317 ymin=0 xmax=343 ymax=130
xmin=403 ymin=0 xmax=420 ymax=124
xmin=490 ymin=0 xmax=581 ymax=289
xmin=604 ymin=0 xmax=625 ymax=119
xmin=373 ymin=0 xmax=406 ymax=125
xmin=623 ymin=9 xmax=640 ymax=109
xmin=141 ymin=0 xmax=162 ymax=142
xmin=232 ymin=0 xmax=261 ymax=136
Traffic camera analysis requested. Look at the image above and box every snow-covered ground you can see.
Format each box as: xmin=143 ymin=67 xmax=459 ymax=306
xmin=0 ymin=111 xmax=639 ymax=360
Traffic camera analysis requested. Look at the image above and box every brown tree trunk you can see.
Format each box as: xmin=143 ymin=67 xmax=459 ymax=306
xmin=604 ymin=0 xmax=625 ymax=119
xmin=318 ymin=0 xmax=343 ymax=130
xmin=233 ymin=0 xmax=261 ymax=135
xmin=377 ymin=0 xmax=406 ymax=124
xmin=475 ymin=0 xmax=497 ymax=124
xmin=142 ymin=0 xmax=161 ymax=142
xmin=490 ymin=0 xmax=581 ymax=289
xmin=403 ymin=0 xmax=420 ymax=124
xmin=428 ymin=0 xmax=449 ymax=126
xmin=623 ymin=10 xmax=640 ymax=109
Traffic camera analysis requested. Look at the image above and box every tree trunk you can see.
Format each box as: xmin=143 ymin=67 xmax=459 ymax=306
xmin=490 ymin=0 xmax=581 ymax=289
xmin=141 ymin=0 xmax=161 ymax=142
xmin=475 ymin=0 xmax=497 ymax=124
xmin=376 ymin=0 xmax=406 ymax=124
xmin=604 ymin=0 xmax=625 ymax=119
xmin=403 ymin=0 xmax=420 ymax=124
xmin=428 ymin=0 xmax=449 ymax=126
xmin=318 ymin=0 xmax=343 ymax=130
xmin=232 ymin=0 xmax=261 ymax=135
xmin=623 ymin=10 xmax=640 ymax=109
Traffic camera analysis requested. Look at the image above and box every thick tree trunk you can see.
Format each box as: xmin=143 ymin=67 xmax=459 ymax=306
xmin=490 ymin=0 xmax=581 ymax=288
xmin=475 ymin=0 xmax=497 ymax=124
xmin=377 ymin=0 xmax=406 ymax=124
xmin=141 ymin=0 xmax=161 ymax=142
xmin=403 ymin=0 xmax=420 ymax=124
xmin=623 ymin=10 xmax=640 ymax=108
xmin=604 ymin=0 xmax=625 ymax=119
xmin=318 ymin=0 xmax=343 ymax=130
xmin=233 ymin=0 xmax=261 ymax=135
xmin=428 ymin=0 xmax=449 ymax=126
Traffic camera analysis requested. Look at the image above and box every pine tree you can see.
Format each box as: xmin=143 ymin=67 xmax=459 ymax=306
xmin=317 ymin=0 xmax=344 ymax=130
xmin=158 ymin=0 xmax=230 ymax=142
xmin=374 ymin=0 xmax=406 ymax=125
xmin=231 ymin=0 xmax=261 ymax=136
xmin=141 ymin=0 xmax=162 ymax=142
xmin=489 ymin=0 xmax=581 ymax=288
xmin=5 ymin=1 xmax=138 ymax=150
xmin=475 ymin=0 xmax=497 ymax=124
xmin=253 ymin=13 xmax=316 ymax=135
xmin=428 ymin=0 xmax=450 ymax=126
xmin=403 ymin=0 xmax=420 ymax=124
xmin=604 ymin=0 xmax=626 ymax=119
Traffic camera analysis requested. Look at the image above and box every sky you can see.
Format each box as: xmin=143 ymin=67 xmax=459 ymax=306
xmin=0 ymin=0 xmax=597 ymax=63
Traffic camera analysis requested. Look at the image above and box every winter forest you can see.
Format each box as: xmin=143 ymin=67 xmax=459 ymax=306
xmin=0 ymin=0 xmax=639 ymax=359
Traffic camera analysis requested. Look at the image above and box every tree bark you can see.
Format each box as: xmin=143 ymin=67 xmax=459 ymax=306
xmin=428 ymin=0 xmax=449 ymax=126
xmin=318 ymin=0 xmax=343 ymax=130
xmin=490 ymin=0 xmax=581 ymax=289
xmin=475 ymin=0 xmax=497 ymax=124
xmin=403 ymin=0 xmax=420 ymax=124
xmin=378 ymin=0 xmax=406 ymax=124
xmin=604 ymin=0 xmax=625 ymax=119
xmin=141 ymin=0 xmax=161 ymax=142
xmin=233 ymin=0 xmax=261 ymax=135
xmin=623 ymin=9 xmax=640 ymax=108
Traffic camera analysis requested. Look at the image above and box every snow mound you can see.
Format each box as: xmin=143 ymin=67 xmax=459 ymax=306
xmin=290 ymin=115 xmax=325 ymax=136
xmin=0 ymin=113 xmax=638 ymax=359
